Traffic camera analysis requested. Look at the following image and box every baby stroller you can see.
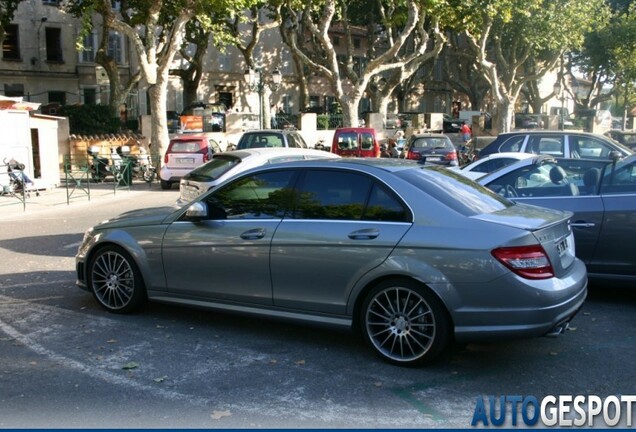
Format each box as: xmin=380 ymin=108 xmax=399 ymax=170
xmin=2 ymin=158 xmax=38 ymax=197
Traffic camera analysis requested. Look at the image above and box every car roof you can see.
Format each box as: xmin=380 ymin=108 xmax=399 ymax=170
xmin=499 ymin=130 xmax=607 ymax=137
xmin=334 ymin=127 xmax=376 ymax=133
xmin=170 ymin=135 xmax=210 ymax=141
xmin=242 ymin=129 xmax=297 ymax=134
xmin=217 ymin=147 xmax=340 ymax=160
xmin=410 ymin=133 xmax=449 ymax=138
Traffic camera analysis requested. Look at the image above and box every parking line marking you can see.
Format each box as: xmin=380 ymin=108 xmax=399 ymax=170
xmin=0 ymin=316 xmax=211 ymax=408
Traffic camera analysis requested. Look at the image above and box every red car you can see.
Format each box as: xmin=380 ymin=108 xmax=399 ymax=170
xmin=331 ymin=128 xmax=380 ymax=158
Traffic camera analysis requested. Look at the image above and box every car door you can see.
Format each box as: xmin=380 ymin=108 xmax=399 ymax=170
xmin=162 ymin=169 xmax=298 ymax=304
xmin=588 ymin=159 xmax=636 ymax=277
xmin=482 ymin=159 xmax=605 ymax=263
xmin=270 ymin=168 xmax=412 ymax=315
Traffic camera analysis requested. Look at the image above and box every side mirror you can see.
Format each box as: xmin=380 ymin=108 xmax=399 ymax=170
xmin=185 ymin=202 xmax=208 ymax=221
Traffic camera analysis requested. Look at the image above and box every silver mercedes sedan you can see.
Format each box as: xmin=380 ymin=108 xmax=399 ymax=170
xmin=76 ymin=158 xmax=587 ymax=366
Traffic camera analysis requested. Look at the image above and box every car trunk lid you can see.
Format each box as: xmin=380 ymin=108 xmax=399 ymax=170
xmin=473 ymin=203 xmax=576 ymax=276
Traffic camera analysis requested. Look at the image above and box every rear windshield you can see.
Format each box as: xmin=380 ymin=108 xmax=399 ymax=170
xmin=410 ymin=137 xmax=453 ymax=149
xmin=396 ymin=166 xmax=512 ymax=216
xmin=186 ymin=155 xmax=241 ymax=181
xmin=169 ymin=140 xmax=206 ymax=153
xmin=238 ymin=133 xmax=285 ymax=149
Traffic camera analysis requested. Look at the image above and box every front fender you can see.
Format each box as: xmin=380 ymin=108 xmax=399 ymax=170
xmin=82 ymin=226 xmax=168 ymax=293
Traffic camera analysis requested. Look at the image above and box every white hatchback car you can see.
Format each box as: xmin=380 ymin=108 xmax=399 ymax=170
xmin=176 ymin=147 xmax=340 ymax=207
xmin=159 ymin=135 xmax=223 ymax=190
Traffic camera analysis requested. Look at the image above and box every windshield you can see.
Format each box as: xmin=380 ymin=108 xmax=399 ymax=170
xmin=186 ymin=155 xmax=241 ymax=181
xmin=396 ymin=166 xmax=512 ymax=216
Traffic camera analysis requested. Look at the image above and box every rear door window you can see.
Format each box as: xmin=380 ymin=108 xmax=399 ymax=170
xmin=360 ymin=132 xmax=375 ymax=150
xmin=292 ymin=169 xmax=409 ymax=221
xmin=526 ymin=135 xmax=564 ymax=157
xmin=337 ymin=132 xmax=359 ymax=151
xmin=293 ymin=170 xmax=372 ymax=220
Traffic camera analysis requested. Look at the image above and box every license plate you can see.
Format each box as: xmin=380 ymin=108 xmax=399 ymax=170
xmin=177 ymin=158 xmax=195 ymax=164
xmin=556 ymin=237 xmax=568 ymax=256
xmin=425 ymin=156 xmax=441 ymax=161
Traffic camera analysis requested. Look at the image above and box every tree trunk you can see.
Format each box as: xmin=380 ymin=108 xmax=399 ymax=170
xmin=494 ymin=98 xmax=515 ymax=134
xmin=341 ymin=97 xmax=359 ymax=128
xmin=148 ymin=73 xmax=170 ymax=159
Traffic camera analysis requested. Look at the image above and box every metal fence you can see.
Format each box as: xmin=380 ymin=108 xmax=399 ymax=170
xmin=273 ymin=114 xmax=299 ymax=129
xmin=317 ymin=114 xmax=344 ymax=130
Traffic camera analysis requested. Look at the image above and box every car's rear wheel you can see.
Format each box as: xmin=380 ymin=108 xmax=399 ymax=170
xmin=160 ymin=180 xmax=171 ymax=190
xmin=360 ymin=279 xmax=451 ymax=366
xmin=88 ymin=245 xmax=146 ymax=314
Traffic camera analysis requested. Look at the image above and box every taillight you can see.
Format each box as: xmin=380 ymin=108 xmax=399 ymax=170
xmin=203 ymin=153 xmax=210 ymax=162
xmin=407 ymin=151 xmax=421 ymax=160
xmin=491 ymin=245 xmax=554 ymax=279
xmin=164 ymin=153 xmax=169 ymax=163
xmin=445 ymin=151 xmax=458 ymax=161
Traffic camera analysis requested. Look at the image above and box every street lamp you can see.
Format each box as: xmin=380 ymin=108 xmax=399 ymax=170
xmin=553 ymin=82 xmax=564 ymax=130
xmin=244 ymin=68 xmax=282 ymax=129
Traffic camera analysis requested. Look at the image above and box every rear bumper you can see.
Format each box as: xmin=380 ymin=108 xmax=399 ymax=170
xmin=159 ymin=166 xmax=191 ymax=182
xmin=452 ymin=260 xmax=588 ymax=343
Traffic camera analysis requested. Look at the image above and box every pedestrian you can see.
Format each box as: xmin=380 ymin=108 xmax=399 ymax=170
xmin=389 ymin=141 xmax=399 ymax=158
xmin=460 ymin=121 xmax=472 ymax=143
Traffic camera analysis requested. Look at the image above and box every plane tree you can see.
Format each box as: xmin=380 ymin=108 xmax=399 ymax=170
xmin=451 ymin=0 xmax=609 ymax=133
xmin=570 ymin=1 xmax=636 ymax=125
xmin=276 ymin=0 xmax=449 ymax=127
xmin=65 ymin=0 xmax=252 ymax=156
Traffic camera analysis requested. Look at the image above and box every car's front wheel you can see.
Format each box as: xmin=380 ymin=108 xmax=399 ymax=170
xmin=360 ymin=279 xmax=451 ymax=366
xmin=88 ymin=245 xmax=146 ymax=313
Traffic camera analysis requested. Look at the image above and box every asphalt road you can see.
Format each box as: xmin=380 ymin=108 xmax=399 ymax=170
xmin=0 ymin=187 xmax=635 ymax=428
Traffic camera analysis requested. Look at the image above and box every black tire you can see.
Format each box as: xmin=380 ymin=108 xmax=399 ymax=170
xmin=359 ymin=279 xmax=451 ymax=366
xmin=160 ymin=180 xmax=171 ymax=190
xmin=87 ymin=245 xmax=146 ymax=314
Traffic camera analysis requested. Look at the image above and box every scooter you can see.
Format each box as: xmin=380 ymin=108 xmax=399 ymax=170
xmin=87 ymin=146 xmax=112 ymax=182
xmin=116 ymin=146 xmax=156 ymax=183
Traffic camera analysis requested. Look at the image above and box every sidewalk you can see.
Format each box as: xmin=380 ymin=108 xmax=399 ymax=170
xmin=0 ymin=180 xmax=167 ymax=218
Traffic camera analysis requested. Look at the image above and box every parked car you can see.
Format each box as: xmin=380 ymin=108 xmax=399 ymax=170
xmin=474 ymin=131 xmax=633 ymax=161
xmin=159 ymin=135 xmax=222 ymax=190
xmin=385 ymin=114 xmax=402 ymax=129
xmin=236 ymin=129 xmax=308 ymax=150
xmin=331 ymin=127 xmax=380 ymax=158
xmin=443 ymin=114 xmax=461 ymax=133
xmin=476 ymin=153 xmax=636 ymax=283
xmin=450 ymin=152 xmax=536 ymax=180
xmin=76 ymin=158 xmax=586 ymax=366
xmin=514 ymin=113 xmax=544 ymax=129
xmin=401 ymin=133 xmax=458 ymax=166
xmin=604 ymin=129 xmax=636 ymax=151
xmin=176 ymin=147 xmax=340 ymax=207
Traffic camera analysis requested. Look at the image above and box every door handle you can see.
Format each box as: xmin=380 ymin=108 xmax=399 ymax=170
xmin=240 ymin=228 xmax=266 ymax=240
xmin=571 ymin=222 xmax=595 ymax=228
xmin=348 ymin=228 xmax=380 ymax=240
